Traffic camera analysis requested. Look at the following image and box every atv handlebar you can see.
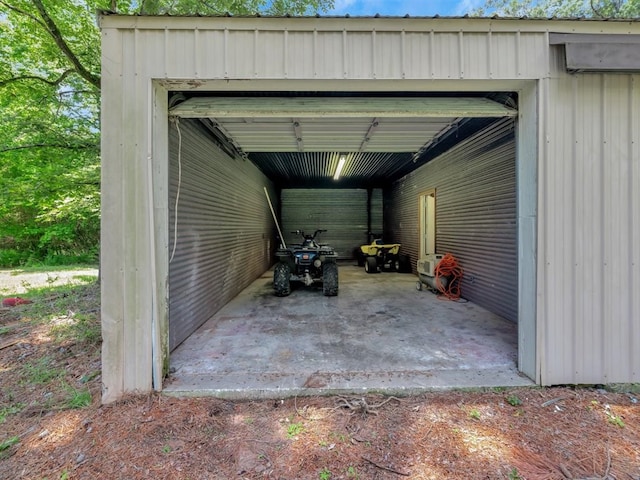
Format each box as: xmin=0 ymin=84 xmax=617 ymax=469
xmin=291 ymin=229 xmax=327 ymax=239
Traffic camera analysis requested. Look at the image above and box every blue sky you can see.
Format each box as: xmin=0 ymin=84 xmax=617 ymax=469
xmin=328 ymin=0 xmax=486 ymax=16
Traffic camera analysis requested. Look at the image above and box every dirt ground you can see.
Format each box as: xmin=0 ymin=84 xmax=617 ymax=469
xmin=1 ymin=271 xmax=639 ymax=480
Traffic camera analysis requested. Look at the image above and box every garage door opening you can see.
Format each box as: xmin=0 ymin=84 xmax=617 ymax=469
xmin=161 ymin=92 xmax=532 ymax=397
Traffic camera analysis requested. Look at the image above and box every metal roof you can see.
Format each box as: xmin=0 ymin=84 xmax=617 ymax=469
xmin=98 ymin=11 xmax=640 ymax=21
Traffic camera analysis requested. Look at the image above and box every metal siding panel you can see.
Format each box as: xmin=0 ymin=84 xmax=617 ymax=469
xmin=100 ymin=26 xmax=126 ymax=402
xmin=388 ymin=118 xmax=517 ymax=322
xmin=315 ymin=31 xmax=344 ymax=78
xmin=490 ymin=33 xmax=518 ymax=78
xmin=347 ymin=31 xmax=373 ymax=79
xmin=544 ymin=75 xmax=579 ymax=383
xmin=376 ymin=32 xmax=402 ymax=78
xmin=403 ymin=32 xmax=432 ymax=79
xmin=463 ymin=33 xmax=490 ymax=79
xmin=432 ymin=32 xmax=460 ymax=79
xmin=195 ymin=30 xmax=226 ymax=78
xmin=168 ymin=119 xmax=275 ymax=350
xmin=603 ymin=75 xmax=635 ymax=382
xmin=632 ymin=74 xmax=640 ymax=382
xmin=281 ymin=189 xmax=368 ymax=259
xmin=542 ymin=73 xmax=640 ymax=385
xmin=288 ymin=31 xmax=315 ymax=78
xmin=123 ymin=29 xmax=153 ymax=392
xmin=371 ymin=189 xmax=383 ymax=234
xmin=242 ymin=30 xmax=274 ymax=77
xmin=165 ymin=30 xmax=196 ymax=77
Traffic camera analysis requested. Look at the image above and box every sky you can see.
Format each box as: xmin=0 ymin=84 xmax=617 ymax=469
xmin=327 ymin=0 xmax=487 ymax=17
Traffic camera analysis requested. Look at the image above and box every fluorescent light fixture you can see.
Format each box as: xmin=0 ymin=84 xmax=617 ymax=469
xmin=333 ymin=154 xmax=346 ymax=181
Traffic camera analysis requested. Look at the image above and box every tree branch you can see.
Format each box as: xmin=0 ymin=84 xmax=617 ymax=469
xmin=0 ymin=1 xmax=47 ymax=28
xmin=0 ymin=143 xmax=98 ymax=154
xmin=0 ymin=69 xmax=75 ymax=89
xmin=29 ymin=0 xmax=101 ymax=90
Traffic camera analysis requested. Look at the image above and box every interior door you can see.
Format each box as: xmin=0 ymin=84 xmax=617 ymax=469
xmin=419 ymin=190 xmax=436 ymax=257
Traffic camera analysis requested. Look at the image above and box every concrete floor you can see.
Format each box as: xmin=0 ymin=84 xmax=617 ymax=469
xmin=164 ymin=264 xmax=533 ymax=399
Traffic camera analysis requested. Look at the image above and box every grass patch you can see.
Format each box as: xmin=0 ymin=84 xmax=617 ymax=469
xmin=0 ymin=436 xmax=19 ymax=452
xmin=50 ymin=313 xmax=101 ymax=345
xmin=23 ymin=357 xmax=65 ymax=384
xmin=14 ymin=281 xmax=100 ymax=333
xmin=6 ymin=264 xmax=98 ymax=274
xmin=0 ymin=404 xmax=24 ymax=423
xmin=63 ymin=385 xmax=92 ymax=409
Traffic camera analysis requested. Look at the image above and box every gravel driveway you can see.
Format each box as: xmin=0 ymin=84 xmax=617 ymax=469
xmin=0 ymin=267 xmax=99 ymax=295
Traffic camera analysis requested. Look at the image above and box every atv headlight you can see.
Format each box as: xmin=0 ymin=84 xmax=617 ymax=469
xmin=313 ymin=258 xmax=322 ymax=268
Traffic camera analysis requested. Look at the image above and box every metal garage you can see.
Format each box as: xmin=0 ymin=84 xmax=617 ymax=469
xmin=99 ymin=14 xmax=640 ymax=403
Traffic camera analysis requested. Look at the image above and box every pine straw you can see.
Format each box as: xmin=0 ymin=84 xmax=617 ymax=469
xmin=1 ymin=387 xmax=639 ymax=479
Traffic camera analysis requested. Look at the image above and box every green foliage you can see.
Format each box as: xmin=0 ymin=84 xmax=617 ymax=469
xmin=474 ymin=0 xmax=640 ymax=18
xmin=23 ymin=356 xmax=65 ymax=384
xmin=508 ymin=468 xmax=523 ymax=480
xmin=0 ymin=404 xmax=25 ymax=423
xmin=318 ymin=467 xmax=332 ymax=480
xmin=286 ymin=422 xmax=305 ymax=438
xmin=1 ymin=0 xmax=333 ymax=268
xmin=63 ymin=384 xmax=92 ymax=409
xmin=0 ymin=436 xmax=20 ymax=452
xmin=506 ymin=394 xmax=522 ymax=406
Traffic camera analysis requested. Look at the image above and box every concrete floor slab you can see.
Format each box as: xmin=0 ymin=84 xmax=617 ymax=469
xmin=164 ymin=264 xmax=533 ymax=399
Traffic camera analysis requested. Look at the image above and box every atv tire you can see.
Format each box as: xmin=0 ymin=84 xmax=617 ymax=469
xmin=274 ymin=262 xmax=291 ymax=297
xmin=365 ymin=256 xmax=379 ymax=274
xmin=322 ymin=262 xmax=338 ymax=296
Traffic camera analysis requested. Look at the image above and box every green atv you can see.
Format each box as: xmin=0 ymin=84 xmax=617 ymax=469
xmin=274 ymin=229 xmax=339 ymax=297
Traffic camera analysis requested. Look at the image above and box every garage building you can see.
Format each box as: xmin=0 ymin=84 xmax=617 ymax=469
xmin=99 ymin=13 xmax=640 ymax=403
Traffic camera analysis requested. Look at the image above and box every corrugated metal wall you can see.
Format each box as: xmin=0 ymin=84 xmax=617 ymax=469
xmin=168 ymin=119 xmax=276 ymax=350
xmin=388 ymin=118 xmax=517 ymax=322
xmin=281 ymin=189 xmax=369 ymax=259
xmin=371 ymin=189 xmax=383 ymax=236
xmin=539 ymin=71 xmax=640 ymax=385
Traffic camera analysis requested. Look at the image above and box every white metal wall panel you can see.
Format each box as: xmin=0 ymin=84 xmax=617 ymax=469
xmin=168 ymin=119 xmax=276 ymax=350
xmin=388 ymin=118 xmax=517 ymax=322
xmin=540 ymin=73 xmax=640 ymax=385
xmin=106 ymin=18 xmax=570 ymax=82
xmin=281 ymin=189 xmax=368 ymax=259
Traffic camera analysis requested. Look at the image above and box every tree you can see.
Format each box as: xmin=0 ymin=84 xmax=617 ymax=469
xmin=0 ymin=0 xmax=333 ymax=266
xmin=474 ymin=0 xmax=640 ymax=18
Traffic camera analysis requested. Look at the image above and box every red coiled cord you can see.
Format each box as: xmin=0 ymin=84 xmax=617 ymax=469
xmin=434 ymin=252 xmax=464 ymax=301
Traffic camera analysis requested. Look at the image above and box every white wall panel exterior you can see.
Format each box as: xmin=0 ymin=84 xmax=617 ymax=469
xmin=540 ymin=72 xmax=640 ymax=385
xmin=101 ymin=14 xmax=640 ymax=401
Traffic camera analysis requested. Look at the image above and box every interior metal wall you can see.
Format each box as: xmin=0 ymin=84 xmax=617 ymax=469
xmin=281 ymin=189 xmax=368 ymax=259
xmin=370 ymin=189 xmax=384 ymax=238
xmin=168 ymin=119 xmax=276 ymax=350
xmin=387 ymin=118 xmax=517 ymax=322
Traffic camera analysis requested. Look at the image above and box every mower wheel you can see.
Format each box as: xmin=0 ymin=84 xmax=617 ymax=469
xmin=274 ymin=262 xmax=291 ymax=297
xmin=416 ymin=281 xmax=423 ymax=291
xmin=323 ymin=262 xmax=338 ymax=296
xmin=365 ymin=256 xmax=379 ymax=274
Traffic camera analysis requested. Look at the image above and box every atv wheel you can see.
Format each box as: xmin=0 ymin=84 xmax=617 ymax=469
xmin=393 ymin=258 xmax=401 ymax=272
xmin=365 ymin=256 xmax=379 ymax=274
xmin=322 ymin=262 xmax=338 ymax=296
xmin=274 ymin=262 xmax=291 ymax=297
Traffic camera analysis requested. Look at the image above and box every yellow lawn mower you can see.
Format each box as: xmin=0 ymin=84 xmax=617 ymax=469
xmin=358 ymin=234 xmax=408 ymax=274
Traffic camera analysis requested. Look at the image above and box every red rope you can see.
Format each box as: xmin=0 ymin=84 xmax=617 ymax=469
xmin=434 ymin=252 xmax=464 ymax=301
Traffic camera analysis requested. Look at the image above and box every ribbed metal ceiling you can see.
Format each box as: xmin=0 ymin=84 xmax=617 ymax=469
xmin=169 ymin=94 xmax=517 ymax=188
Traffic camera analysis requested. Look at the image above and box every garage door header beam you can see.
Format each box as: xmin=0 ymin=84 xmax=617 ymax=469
xmin=169 ymin=97 xmax=517 ymax=118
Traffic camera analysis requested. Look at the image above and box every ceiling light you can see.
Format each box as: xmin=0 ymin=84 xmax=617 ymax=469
xmin=333 ymin=154 xmax=346 ymax=181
